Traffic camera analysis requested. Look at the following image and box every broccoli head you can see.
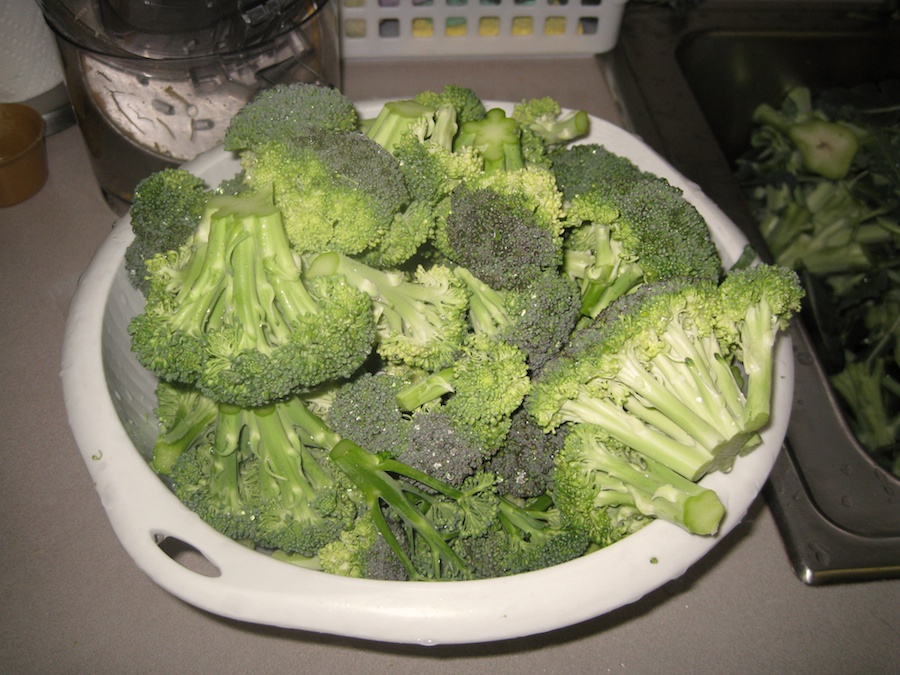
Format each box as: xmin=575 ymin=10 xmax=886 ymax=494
xmin=223 ymin=83 xmax=359 ymax=153
xmin=129 ymin=189 xmax=376 ymax=408
xmin=241 ymin=129 xmax=412 ymax=257
xmin=125 ymin=168 xmax=211 ymax=296
xmin=553 ymin=424 xmax=727 ymax=545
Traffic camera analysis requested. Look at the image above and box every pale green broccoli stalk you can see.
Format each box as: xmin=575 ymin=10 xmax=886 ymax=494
xmin=125 ymin=168 xmax=212 ymax=296
xmin=223 ymin=82 xmax=359 ymax=152
xmin=454 ymin=107 xmax=525 ymax=173
xmin=553 ymin=424 xmax=727 ymax=544
xmin=150 ymin=381 xmax=218 ymax=475
xmin=241 ymin=129 xmax=412 ymax=257
xmin=306 ymin=251 xmax=470 ymax=372
xmin=363 ymin=98 xmax=437 ymax=154
xmin=750 ymin=87 xmax=860 ymax=180
xmin=128 ymin=188 xmax=376 ymax=408
xmin=714 ymin=264 xmax=806 ymax=432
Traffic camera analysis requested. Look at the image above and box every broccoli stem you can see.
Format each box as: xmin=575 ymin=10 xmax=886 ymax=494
xmin=168 ymin=215 xmax=236 ymax=334
xmin=577 ymin=437 xmax=725 ymax=535
xmin=737 ymin=301 xmax=778 ymax=432
xmin=559 ymin=394 xmax=715 ymax=481
xmin=329 ymin=438 xmax=472 ymax=580
xmin=454 ymin=108 xmax=524 ymax=173
xmin=454 ymin=267 xmax=511 ymax=336
xmin=394 ymin=370 xmax=455 ymax=411
xmin=150 ymin=400 xmax=218 ymax=475
xmin=307 ymin=251 xmax=443 ymax=349
xmin=365 ymin=99 xmax=436 ymax=153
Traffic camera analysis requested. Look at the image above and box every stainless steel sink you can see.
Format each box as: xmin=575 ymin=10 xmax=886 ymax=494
xmin=604 ymin=0 xmax=900 ymax=584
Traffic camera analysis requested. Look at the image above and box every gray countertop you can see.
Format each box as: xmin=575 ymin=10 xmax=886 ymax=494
xmin=1 ymin=56 xmax=897 ymax=674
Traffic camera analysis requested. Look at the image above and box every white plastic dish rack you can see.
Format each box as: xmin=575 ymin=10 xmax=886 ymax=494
xmin=338 ymin=0 xmax=631 ymax=59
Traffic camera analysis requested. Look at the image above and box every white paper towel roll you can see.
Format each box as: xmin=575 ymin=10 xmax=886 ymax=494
xmin=0 ymin=0 xmax=65 ymax=102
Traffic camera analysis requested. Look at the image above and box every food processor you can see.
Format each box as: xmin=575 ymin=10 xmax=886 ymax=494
xmin=39 ymin=0 xmax=341 ymax=213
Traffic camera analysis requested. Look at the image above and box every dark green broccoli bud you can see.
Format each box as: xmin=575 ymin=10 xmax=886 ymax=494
xmin=223 ymin=83 xmax=358 ymax=152
xmin=487 ymin=407 xmax=568 ymax=499
xmin=326 ymin=372 xmax=411 ymax=456
xmin=125 ymin=168 xmax=211 ymax=296
xmin=242 ymin=129 xmax=412 ymax=257
xmin=454 ymin=493 xmax=590 ymax=578
xmin=455 ymin=268 xmax=581 ymax=373
xmin=454 ymin=107 xmax=525 ymax=173
xmin=400 ymin=407 xmax=487 ymax=487
xmin=128 ymin=189 xmax=376 ymax=408
xmin=555 ymin=144 xmax=722 ymax=318
xmin=553 ymin=424 xmax=726 ymax=545
xmin=307 ymin=251 xmax=470 ymax=372
xmin=529 ymin=277 xmax=773 ymax=481
xmin=443 ymin=183 xmax=562 ymax=290
xmin=150 ymin=381 xmax=218 ymax=475
xmin=413 ymin=84 xmax=487 ymax=125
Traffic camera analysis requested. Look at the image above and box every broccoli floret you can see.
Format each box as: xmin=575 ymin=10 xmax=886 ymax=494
xmin=394 ymin=333 xmax=532 ymax=453
xmin=400 ymin=407 xmax=487 ymax=487
xmin=223 ymin=83 xmax=359 ymax=153
xmin=553 ymin=424 xmax=727 ymax=544
xmin=241 ymin=129 xmax=412 ymax=257
xmin=553 ymin=144 xmax=722 ymax=318
xmin=455 ymin=267 xmax=581 ymax=373
xmin=413 ymin=84 xmax=487 ymax=125
xmin=128 ymin=189 xmax=376 ymax=408
xmin=169 ymin=396 xmax=360 ymax=556
xmin=529 ymin=275 xmax=795 ymax=481
xmin=307 ymin=251 xmax=470 ymax=372
xmin=125 ymin=168 xmax=212 ymax=296
xmin=453 ymin=493 xmax=590 ymax=578
xmin=510 ymin=96 xmax=589 ymax=170
xmin=390 ymin=102 xmax=484 ymax=211
xmin=454 ymin=108 xmax=525 ymax=173
xmin=167 ymin=403 xmax=263 ymax=542
xmin=317 ymin=510 xmax=409 ymax=580
xmin=326 ymin=371 xmax=411 ymax=456
xmin=715 ymin=264 xmax=806 ymax=432
xmin=511 ymin=96 xmax=590 ymax=146
xmin=249 ymin=398 xmax=360 ymax=556
xmin=442 ymin=183 xmax=562 ymax=290
xmin=363 ymin=98 xmax=438 ymax=154
xmin=150 ymin=381 xmax=218 ymax=475
xmin=487 ymin=407 xmax=568 ymax=499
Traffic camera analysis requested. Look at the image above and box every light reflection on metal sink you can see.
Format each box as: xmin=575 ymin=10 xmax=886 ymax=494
xmin=604 ymin=1 xmax=900 ymax=584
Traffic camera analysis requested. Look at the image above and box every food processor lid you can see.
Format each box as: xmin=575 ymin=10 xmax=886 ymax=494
xmin=38 ymin=0 xmax=326 ymax=59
